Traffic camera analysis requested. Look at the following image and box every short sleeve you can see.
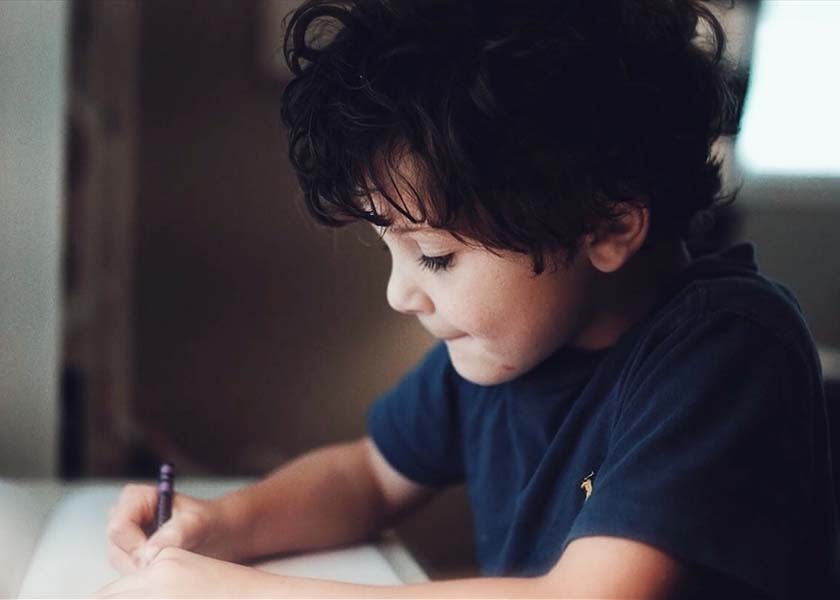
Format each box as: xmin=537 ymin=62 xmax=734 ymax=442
xmin=564 ymin=312 xmax=814 ymax=599
xmin=367 ymin=342 xmax=465 ymax=487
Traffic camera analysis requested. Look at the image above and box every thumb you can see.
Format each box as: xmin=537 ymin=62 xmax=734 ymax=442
xmin=137 ymin=542 xmax=161 ymax=568
xmin=138 ymin=522 xmax=184 ymax=566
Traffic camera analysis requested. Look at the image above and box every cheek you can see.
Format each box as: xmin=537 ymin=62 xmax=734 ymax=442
xmin=436 ymin=251 xmax=588 ymax=350
xmin=471 ymin=273 xmax=583 ymax=353
xmin=438 ymin=278 xmax=528 ymax=344
xmin=440 ymin=279 xmax=507 ymax=337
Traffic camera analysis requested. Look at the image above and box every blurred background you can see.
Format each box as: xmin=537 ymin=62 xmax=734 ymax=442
xmin=1 ymin=0 xmax=838 ymax=579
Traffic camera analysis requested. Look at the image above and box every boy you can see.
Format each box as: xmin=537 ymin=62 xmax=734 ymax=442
xmin=99 ymin=0 xmax=839 ymax=598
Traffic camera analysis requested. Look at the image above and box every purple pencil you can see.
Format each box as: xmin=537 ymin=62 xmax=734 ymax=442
xmin=155 ymin=462 xmax=175 ymax=531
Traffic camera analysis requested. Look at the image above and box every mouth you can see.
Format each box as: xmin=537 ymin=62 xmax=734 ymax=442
xmin=424 ymin=328 xmax=466 ymax=342
xmin=441 ymin=334 xmax=467 ymax=342
xmin=419 ymin=319 xmax=465 ymax=341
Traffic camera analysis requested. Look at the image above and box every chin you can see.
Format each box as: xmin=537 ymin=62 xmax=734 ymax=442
xmin=447 ymin=350 xmax=523 ymax=386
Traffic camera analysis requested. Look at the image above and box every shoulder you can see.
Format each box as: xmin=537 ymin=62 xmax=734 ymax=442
xmin=700 ymin=272 xmax=812 ymax=348
xmin=617 ymin=267 xmax=822 ymax=400
xmin=646 ymin=264 xmax=815 ymax=358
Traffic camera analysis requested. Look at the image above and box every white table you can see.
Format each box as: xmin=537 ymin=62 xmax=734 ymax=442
xmin=0 ymin=478 xmax=427 ymax=598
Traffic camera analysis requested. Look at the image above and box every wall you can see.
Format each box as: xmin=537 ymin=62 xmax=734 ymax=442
xmin=131 ymin=0 xmax=476 ymax=577
xmin=735 ymin=179 xmax=840 ymax=349
xmin=134 ymin=0 xmax=431 ymax=470
xmin=0 ymin=1 xmax=68 ymax=477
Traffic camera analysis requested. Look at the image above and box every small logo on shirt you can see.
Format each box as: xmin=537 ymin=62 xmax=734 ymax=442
xmin=580 ymin=471 xmax=595 ymax=501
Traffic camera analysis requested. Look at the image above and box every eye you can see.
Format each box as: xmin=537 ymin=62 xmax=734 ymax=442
xmin=417 ymin=253 xmax=454 ymax=272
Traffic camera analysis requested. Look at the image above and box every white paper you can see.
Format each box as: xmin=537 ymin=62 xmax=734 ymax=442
xmin=13 ymin=483 xmax=406 ymax=598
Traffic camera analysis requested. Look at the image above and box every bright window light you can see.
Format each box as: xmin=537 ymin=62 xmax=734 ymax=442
xmin=735 ymin=1 xmax=840 ymax=176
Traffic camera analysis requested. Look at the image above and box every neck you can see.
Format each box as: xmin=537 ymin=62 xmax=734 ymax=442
xmin=572 ymin=240 xmax=692 ymax=351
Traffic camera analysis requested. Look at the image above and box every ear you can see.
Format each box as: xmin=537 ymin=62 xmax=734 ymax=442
xmin=584 ymin=202 xmax=650 ymax=273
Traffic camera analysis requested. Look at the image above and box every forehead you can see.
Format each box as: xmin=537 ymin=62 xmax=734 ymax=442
xmin=364 ymin=179 xmax=443 ymax=237
xmin=363 ymin=151 xmax=435 ymax=217
xmin=361 ymin=152 xmax=465 ymax=242
xmin=371 ymin=219 xmax=453 ymax=240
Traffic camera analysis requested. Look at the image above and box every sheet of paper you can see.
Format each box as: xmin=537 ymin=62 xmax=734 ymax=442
xmin=15 ymin=482 xmax=405 ymax=598
xmin=0 ymin=480 xmax=65 ymax=598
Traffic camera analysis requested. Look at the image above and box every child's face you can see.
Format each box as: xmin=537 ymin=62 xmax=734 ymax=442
xmin=377 ymin=219 xmax=600 ymax=386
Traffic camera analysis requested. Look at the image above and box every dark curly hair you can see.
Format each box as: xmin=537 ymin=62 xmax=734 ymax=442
xmin=280 ymin=0 xmax=738 ymax=272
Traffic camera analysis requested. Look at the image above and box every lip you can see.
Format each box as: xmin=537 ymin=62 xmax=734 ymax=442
xmin=425 ymin=330 xmax=466 ymax=341
xmin=419 ymin=319 xmax=465 ymax=341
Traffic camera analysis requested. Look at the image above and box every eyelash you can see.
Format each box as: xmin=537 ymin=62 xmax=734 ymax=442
xmin=417 ymin=253 xmax=454 ymax=272
xmin=378 ymin=242 xmax=454 ymax=273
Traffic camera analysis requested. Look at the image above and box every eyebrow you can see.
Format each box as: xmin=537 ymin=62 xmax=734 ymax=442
xmin=384 ymin=225 xmax=454 ymax=240
xmin=387 ymin=224 xmax=424 ymax=234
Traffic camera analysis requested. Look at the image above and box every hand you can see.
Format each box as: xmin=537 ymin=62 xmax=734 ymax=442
xmin=106 ymin=484 xmax=239 ymax=573
xmin=94 ymin=547 xmax=278 ymax=598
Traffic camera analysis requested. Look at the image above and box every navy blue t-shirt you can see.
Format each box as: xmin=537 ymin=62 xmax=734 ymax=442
xmin=368 ymin=242 xmax=840 ymax=599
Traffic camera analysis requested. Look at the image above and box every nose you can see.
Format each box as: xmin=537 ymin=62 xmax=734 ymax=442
xmin=386 ymin=264 xmax=434 ymax=315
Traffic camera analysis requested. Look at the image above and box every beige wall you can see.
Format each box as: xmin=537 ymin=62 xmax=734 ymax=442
xmin=133 ymin=0 xmax=435 ymax=471
xmin=735 ymin=180 xmax=840 ymax=349
xmin=0 ymin=1 xmax=67 ymax=477
xmin=131 ymin=0 xmax=476 ymax=576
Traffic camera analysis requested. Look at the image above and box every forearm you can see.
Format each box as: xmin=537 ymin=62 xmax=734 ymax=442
xmin=216 ymin=439 xmax=389 ymax=561
xmin=253 ymin=572 xmax=558 ymax=599
xmin=94 ymin=549 xmax=560 ymax=599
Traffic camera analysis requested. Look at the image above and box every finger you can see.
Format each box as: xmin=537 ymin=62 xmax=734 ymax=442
xmin=107 ymin=544 xmax=138 ymax=575
xmin=138 ymin=520 xmax=187 ymax=567
xmin=107 ymin=485 xmax=158 ymax=557
xmin=106 ymin=518 xmax=148 ymax=562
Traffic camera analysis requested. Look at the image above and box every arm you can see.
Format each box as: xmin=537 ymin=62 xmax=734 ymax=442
xmin=100 ymin=438 xmax=700 ymax=598
xmin=271 ymin=536 xmax=690 ymax=598
xmin=97 ymin=535 xmax=695 ymax=598
xmin=217 ymin=436 xmax=435 ymax=561
xmin=223 ymin=439 xmax=692 ymax=597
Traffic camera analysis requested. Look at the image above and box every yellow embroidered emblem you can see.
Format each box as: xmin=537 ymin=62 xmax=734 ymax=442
xmin=580 ymin=471 xmax=595 ymax=501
